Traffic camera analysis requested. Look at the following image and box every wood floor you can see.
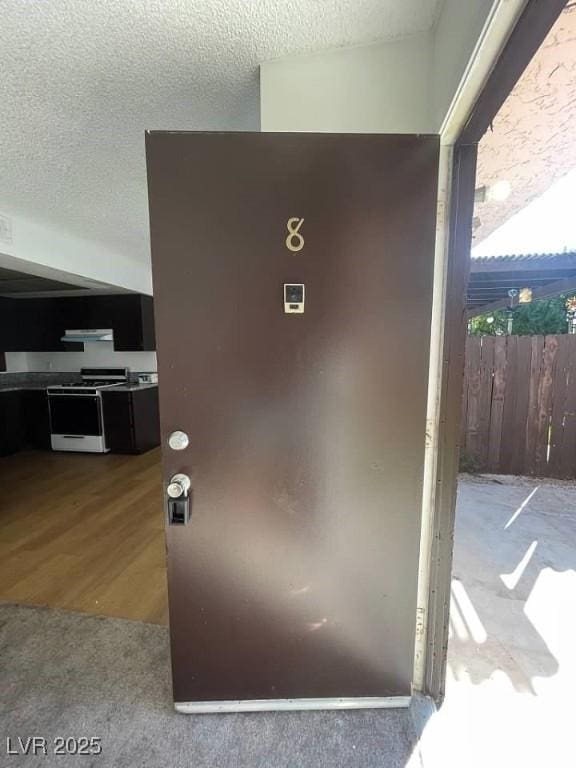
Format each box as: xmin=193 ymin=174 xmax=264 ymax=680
xmin=0 ymin=448 xmax=168 ymax=624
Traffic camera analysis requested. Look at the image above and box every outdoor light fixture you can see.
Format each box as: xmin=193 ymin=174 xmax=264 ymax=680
xmin=506 ymin=289 xmax=519 ymax=335
xmin=488 ymin=180 xmax=512 ymax=201
xmin=474 ymin=180 xmax=512 ymax=204
xmin=507 ymin=288 xmax=519 ymax=307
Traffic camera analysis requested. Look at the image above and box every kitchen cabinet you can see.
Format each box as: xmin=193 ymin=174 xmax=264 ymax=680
xmin=0 ymin=390 xmax=24 ymax=455
xmin=0 ymin=297 xmax=69 ymax=352
xmin=0 ymin=294 xmax=155 ymax=352
xmin=64 ymin=295 xmax=155 ymax=351
xmin=22 ymin=389 xmax=51 ymax=449
xmin=102 ymin=386 xmax=160 ymax=454
xmin=101 ymin=295 xmax=155 ymax=351
xmin=0 ymin=389 xmax=51 ymax=454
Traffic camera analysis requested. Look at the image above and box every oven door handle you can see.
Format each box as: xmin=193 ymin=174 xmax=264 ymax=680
xmin=48 ymin=392 xmax=101 ymax=397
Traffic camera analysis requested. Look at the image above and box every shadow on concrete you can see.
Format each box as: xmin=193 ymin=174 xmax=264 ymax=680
xmin=447 ymin=474 xmax=576 ymax=692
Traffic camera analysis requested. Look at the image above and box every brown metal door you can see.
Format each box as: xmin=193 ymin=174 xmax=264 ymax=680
xmin=146 ymin=131 xmax=439 ymax=710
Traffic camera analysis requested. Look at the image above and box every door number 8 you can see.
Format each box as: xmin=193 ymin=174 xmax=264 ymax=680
xmin=286 ymin=217 xmax=304 ymax=252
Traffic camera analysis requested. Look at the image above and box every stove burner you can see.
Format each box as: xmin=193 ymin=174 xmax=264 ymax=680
xmin=47 ymin=368 xmax=129 ymax=394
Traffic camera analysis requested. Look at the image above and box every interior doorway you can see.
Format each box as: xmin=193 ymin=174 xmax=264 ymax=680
xmin=0 ymin=293 xmax=167 ymax=624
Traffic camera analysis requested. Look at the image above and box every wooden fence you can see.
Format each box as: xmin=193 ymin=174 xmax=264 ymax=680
xmin=461 ymin=334 xmax=576 ymax=478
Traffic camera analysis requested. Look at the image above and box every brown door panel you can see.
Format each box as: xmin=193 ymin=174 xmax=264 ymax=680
xmin=146 ymin=131 xmax=439 ymax=704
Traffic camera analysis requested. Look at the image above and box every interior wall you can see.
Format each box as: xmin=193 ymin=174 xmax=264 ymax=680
xmin=261 ymin=0 xmax=499 ymax=134
xmin=23 ymin=345 xmax=157 ymax=373
xmin=3 ymin=352 xmax=28 ymax=373
xmin=261 ymin=33 xmax=434 ymax=133
xmin=0 ymin=210 xmax=152 ymax=295
xmin=432 ymin=0 xmax=498 ymax=131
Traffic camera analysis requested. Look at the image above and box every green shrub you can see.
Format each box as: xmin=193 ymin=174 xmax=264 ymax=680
xmin=459 ymin=449 xmax=481 ymax=474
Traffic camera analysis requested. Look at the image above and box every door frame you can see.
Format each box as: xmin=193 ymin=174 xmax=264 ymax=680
xmin=420 ymin=0 xmax=569 ymax=703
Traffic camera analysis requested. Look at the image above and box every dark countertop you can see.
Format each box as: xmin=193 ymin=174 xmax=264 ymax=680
xmin=0 ymin=381 xmax=158 ymax=393
xmin=102 ymin=383 xmax=158 ymax=392
xmin=0 ymin=372 xmax=81 ymax=392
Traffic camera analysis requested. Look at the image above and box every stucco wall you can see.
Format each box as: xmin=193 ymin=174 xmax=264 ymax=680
xmin=474 ymin=5 xmax=576 ymax=246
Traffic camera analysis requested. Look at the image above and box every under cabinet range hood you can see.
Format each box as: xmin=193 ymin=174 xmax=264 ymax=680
xmin=60 ymin=328 xmax=114 ymax=343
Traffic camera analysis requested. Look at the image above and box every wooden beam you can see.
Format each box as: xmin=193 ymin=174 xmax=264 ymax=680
xmin=470 ymin=254 xmax=576 ymax=273
xmin=466 ymin=275 xmax=576 ymax=319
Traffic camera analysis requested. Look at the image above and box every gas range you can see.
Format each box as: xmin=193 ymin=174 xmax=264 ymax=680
xmin=48 ymin=382 xmax=125 ymax=394
xmin=47 ymin=368 xmax=129 ymax=395
xmin=47 ymin=368 xmax=130 ymax=453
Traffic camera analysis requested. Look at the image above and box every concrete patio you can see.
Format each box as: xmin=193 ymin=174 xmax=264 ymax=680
xmin=421 ymin=474 xmax=575 ymax=767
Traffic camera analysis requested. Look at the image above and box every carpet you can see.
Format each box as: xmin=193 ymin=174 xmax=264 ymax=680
xmin=0 ymin=603 xmax=422 ymax=767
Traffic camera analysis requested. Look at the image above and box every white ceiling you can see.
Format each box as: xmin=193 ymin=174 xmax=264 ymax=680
xmin=0 ymin=0 xmax=441 ymax=269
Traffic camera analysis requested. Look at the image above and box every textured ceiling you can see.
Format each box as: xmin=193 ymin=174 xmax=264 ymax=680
xmin=0 ymin=0 xmax=441 ymax=269
xmin=474 ymin=5 xmax=576 ymax=249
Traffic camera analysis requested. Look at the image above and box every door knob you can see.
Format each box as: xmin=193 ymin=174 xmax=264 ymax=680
xmin=167 ymin=474 xmax=192 ymax=525
xmin=167 ymin=473 xmax=191 ymax=498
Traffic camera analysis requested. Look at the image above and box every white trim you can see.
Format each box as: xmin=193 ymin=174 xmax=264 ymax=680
xmin=415 ymin=0 xmax=529 ymax=693
xmin=175 ymin=696 xmax=411 ymax=714
xmin=414 ymin=143 xmax=453 ymax=691
xmin=440 ymin=0 xmax=529 ymax=144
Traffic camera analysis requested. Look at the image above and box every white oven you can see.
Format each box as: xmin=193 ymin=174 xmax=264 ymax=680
xmin=47 ymin=367 xmax=129 ymax=453
xmin=48 ymin=390 xmax=107 ymax=452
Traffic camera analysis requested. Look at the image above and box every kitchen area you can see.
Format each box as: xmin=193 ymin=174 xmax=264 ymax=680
xmin=0 ymin=288 xmax=160 ymax=457
xmin=0 ymin=267 xmax=167 ymax=625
